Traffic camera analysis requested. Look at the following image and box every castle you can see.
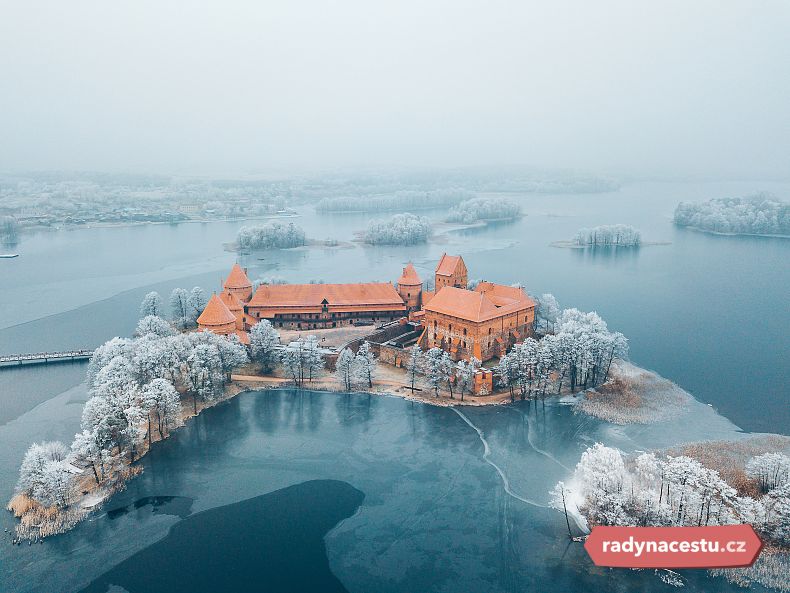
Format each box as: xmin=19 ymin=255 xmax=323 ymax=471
xmin=198 ymin=255 xmax=535 ymax=363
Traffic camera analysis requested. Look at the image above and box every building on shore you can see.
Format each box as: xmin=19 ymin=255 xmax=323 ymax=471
xmin=198 ymin=254 xmax=534 ymax=364
xmin=396 ymin=263 xmax=423 ymax=312
xmin=246 ymin=282 xmax=407 ymax=329
xmin=423 ymin=279 xmax=535 ymax=361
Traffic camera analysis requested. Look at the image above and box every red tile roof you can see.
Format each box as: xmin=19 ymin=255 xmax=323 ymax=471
xmin=424 ymin=283 xmax=534 ymax=322
xmin=219 ymin=290 xmax=244 ymax=313
xmin=248 ymin=282 xmax=406 ymax=309
xmin=197 ymin=294 xmax=238 ymax=327
xmin=397 ymin=263 xmax=422 ymax=286
xmin=435 ymin=253 xmax=464 ymax=277
xmin=224 ymin=264 xmax=252 ymax=290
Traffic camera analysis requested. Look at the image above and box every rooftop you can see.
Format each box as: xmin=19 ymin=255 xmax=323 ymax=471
xmin=435 ymin=253 xmax=464 ymax=277
xmin=249 ymin=282 xmax=406 ymax=308
xmin=397 ymin=263 xmax=422 ymax=286
xmin=197 ymin=294 xmax=237 ymax=327
xmin=224 ymin=264 xmax=252 ymax=290
xmin=424 ymin=283 xmax=534 ymax=322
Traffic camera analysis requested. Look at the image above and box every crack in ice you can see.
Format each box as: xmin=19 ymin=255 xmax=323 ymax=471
xmin=452 ymin=408 xmax=547 ymax=508
xmin=513 ymin=407 xmax=571 ymax=471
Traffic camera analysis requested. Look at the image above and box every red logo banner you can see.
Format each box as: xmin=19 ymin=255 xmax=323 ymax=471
xmin=584 ymin=525 xmax=762 ymax=568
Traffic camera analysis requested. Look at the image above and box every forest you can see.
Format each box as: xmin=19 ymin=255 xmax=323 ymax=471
xmin=445 ymin=197 xmax=521 ymax=223
xmin=10 ymin=315 xmax=249 ymax=540
xmin=674 ymin=193 xmax=790 ymax=236
xmin=315 ymin=189 xmax=472 ymax=213
xmin=363 ymin=213 xmax=432 ymax=245
xmin=237 ymin=222 xmax=307 ymax=250
xmin=573 ymin=224 xmax=641 ymax=247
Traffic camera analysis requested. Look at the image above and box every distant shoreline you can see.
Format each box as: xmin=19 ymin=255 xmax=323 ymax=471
xmin=550 ymin=240 xmax=670 ymax=249
xmin=675 ymin=225 xmax=790 ymax=239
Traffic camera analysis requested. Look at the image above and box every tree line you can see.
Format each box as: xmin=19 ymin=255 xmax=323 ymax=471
xmin=315 ymin=189 xmax=473 ymax=213
xmin=573 ymin=224 xmax=641 ymax=247
xmin=363 ymin=213 xmax=432 ymax=245
xmin=139 ymin=287 xmax=208 ymax=329
xmin=14 ymin=319 xmax=248 ymax=513
xmin=445 ymin=197 xmax=521 ymax=223
xmin=674 ymin=193 xmax=790 ymax=236
xmin=498 ymin=307 xmax=627 ymax=401
xmin=237 ymin=222 xmax=306 ymax=250
xmin=552 ymin=444 xmax=790 ymax=548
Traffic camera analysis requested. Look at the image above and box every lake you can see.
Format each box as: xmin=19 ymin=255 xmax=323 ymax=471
xmin=0 ymin=180 xmax=788 ymax=592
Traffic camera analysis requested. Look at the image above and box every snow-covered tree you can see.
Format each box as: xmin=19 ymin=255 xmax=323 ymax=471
xmin=135 ymin=315 xmax=175 ymax=338
xmin=237 ymin=222 xmax=306 ymax=249
xmin=746 ymin=453 xmax=790 ymax=493
xmin=139 ymin=291 xmax=163 ymax=318
xmin=335 ymin=348 xmax=356 ymax=391
xmin=674 ymin=193 xmax=790 ymax=236
xmin=279 ymin=337 xmax=320 ymax=387
xmin=535 ymin=293 xmax=560 ymax=333
xmin=71 ymin=430 xmax=105 ymax=484
xmin=186 ymin=343 xmax=223 ymax=413
xmin=440 ymin=351 xmax=456 ymax=398
xmin=445 ymin=197 xmax=521 ymax=223
xmin=303 ymin=335 xmax=325 ymax=382
xmin=16 ymin=441 xmax=69 ymax=497
xmin=87 ymin=337 xmax=132 ymax=389
xmin=354 ymin=342 xmax=377 ymax=388
xmin=187 ymin=287 xmax=208 ymax=324
xmin=142 ymin=378 xmax=182 ymax=440
xmin=36 ymin=461 xmax=75 ymax=508
xmin=249 ymin=320 xmax=280 ymax=371
xmin=169 ymin=288 xmax=190 ymax=328
xmin=405 ymin=344 xmax=423 ymax=393
xmin=455 ymin=360 xmax=474 ymax=401
xmin=423 ymin=347 xmax=445 ymax=397
xmin=574 ymin=225 xmax=641 ymax=247
xmin=763 ymin=482 xmax=790 ymax=546
xmin=363 ymin=213 xmax=432 ymax=245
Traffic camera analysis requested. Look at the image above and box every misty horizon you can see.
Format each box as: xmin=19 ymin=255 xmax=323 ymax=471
xmin=2 ymin=1 xmax=789 ymax=179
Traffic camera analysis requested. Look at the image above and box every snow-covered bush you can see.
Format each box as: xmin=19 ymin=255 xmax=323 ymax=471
xmin=674 ymin=193 xmax=790 ymax=236
xmin=363 ymin=213 xmax=431 ymax=245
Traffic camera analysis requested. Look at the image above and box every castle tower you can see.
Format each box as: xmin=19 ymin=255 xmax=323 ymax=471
xmin=223 ymin=264 xmax=253 ymax=302
xmin=219 ymin=290 xmax=246 ymax=330
xmin=434 ymin=253 xmax=467 ymax=291
xmin=397 ymin=263 xmax=422 ymax=311
xmin=197 ymin=294 xmax=237 ymax=336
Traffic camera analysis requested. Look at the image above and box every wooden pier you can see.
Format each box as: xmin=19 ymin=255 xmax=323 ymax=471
xmin=0 ymin=350 xmax=93 ymax=367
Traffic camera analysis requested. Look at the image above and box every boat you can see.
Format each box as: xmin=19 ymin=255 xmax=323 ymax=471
xmin=0 ymin=254 xmax=19 ymax=259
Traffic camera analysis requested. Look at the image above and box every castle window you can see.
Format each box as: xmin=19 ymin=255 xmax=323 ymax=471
xmin=463 ymin=328 xmax=467 ymax=336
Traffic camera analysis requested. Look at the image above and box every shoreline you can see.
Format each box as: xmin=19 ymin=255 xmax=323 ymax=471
xmin=674 ymin=225 xmax=790 ymax=239
xmin=5 ymin=359 xmax=783 ymax=544
xmin=550 ymin=240 xmax=670 ymax=249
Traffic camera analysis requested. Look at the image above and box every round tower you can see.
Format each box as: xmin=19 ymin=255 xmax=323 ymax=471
xmin=397 ymin=263 xmax=422 ymax=311
xmin=223 ymin=264 xmax=253 ymax=302
xmin=197 ymin=293 xmax=237 ymax=336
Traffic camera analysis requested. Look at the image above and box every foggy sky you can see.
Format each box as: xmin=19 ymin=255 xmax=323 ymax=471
xmin=1 ymin=0 xmax=789 ymax=178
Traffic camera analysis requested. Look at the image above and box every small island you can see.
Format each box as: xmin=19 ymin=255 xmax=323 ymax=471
xmin=674 ymin=193 xmax=790 ymax=237
xmin=361 ymin=213 xmax=432 ymax=245
xmin=444 ymin=197 xmax=521 ymax=224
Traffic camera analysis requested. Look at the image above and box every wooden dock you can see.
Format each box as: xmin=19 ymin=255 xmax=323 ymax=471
xmin=0 ymin=350 xmax=93 ymax=367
